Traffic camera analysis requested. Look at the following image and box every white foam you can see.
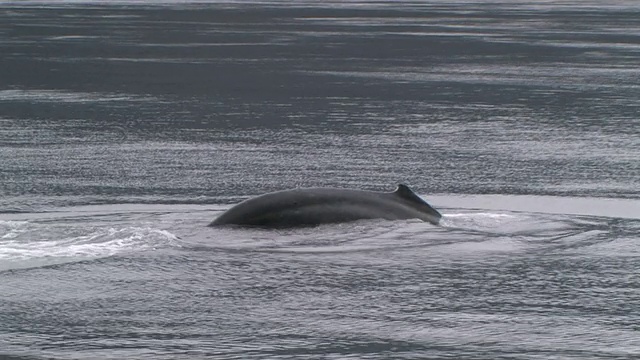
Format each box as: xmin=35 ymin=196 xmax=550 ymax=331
xmin=440 ymin=212 xmax=529 ymax=231
xmin=0 ymin=222 xmax=180 ymax=269
xmin=0 ymin=220 xmax=30 ymax=239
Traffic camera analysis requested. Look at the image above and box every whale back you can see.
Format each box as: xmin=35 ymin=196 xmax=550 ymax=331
xmin=210 ymin=184 xmax=441 ymax=227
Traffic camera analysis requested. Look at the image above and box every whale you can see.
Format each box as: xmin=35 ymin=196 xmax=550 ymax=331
xmin=209 ymin=184 xmax=441 ymax=228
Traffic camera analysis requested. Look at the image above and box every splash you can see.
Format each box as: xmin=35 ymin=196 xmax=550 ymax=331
xmin=0 ymin=220 xmax=180 ymax=271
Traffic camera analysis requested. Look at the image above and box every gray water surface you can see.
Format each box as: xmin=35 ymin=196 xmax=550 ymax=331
xmin=1 ymin=1 xmax=639 ymax=359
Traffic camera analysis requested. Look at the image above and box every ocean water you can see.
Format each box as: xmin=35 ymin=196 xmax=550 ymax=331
xmin=1 ymin=1 xmax=639 ymax=359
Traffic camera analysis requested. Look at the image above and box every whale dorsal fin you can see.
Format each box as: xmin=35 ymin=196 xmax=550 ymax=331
xmin=393 ymin=184 xmax=422 ymax=203
xmin=393 ymin=183 xmax=442 ymax=222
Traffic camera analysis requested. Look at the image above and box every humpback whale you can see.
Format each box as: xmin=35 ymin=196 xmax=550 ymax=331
xmin=209 ymin=184 xmax=441 ymax=228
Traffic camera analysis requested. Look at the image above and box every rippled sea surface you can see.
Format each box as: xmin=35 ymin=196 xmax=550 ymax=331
xmin=1 ymin=1 xmax=639 ymax=359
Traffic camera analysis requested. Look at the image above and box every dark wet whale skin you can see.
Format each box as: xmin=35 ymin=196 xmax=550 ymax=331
xmin=209 ymin=184 xmax=442 ymax=228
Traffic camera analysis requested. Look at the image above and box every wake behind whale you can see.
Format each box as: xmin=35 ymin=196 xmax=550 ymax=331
xmin=209 ymin=184 xmax=442 ymax=228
